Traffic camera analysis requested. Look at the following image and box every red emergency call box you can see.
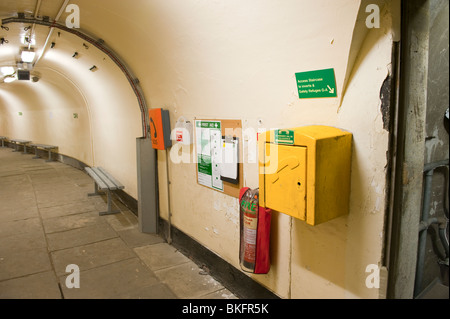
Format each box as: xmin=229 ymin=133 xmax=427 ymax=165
xmin=149 ymin=108 xmax=172 ymax=150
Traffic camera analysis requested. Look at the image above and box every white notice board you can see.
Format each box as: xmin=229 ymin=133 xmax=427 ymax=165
xmin=220 ymin=137 xmax=239 ymax=184
xmin=195 ymin=120 xmax=224 ymax=191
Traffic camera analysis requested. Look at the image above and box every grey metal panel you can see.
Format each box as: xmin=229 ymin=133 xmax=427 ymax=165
xmin=388 ymin=0 xmax=450 ymax=299
xmin=388 ymin=0 xmax=429 ymax=298
xmin=136 ymin=137 xmax=158 ymax=234
xmin=416 ymin=0 xmax=449 ymax=297
xmin=162 ymin=109 xmax=172 ymax=149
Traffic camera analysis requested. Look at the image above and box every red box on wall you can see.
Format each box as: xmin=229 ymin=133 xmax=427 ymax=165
xmin=149 ymin=108 xmax=172 ymax=150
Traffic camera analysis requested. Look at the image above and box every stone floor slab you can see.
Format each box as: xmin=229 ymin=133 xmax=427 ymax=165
xmin=36 ymin=192 xmax=87 ymax=209
xmin=0 ymin=206 xmax=39 ymax=223
xmin=0 ymin=196 xmax=37 ymax=212
xmin=39 ymin=200 xmax=97 ymax=219
xmin=154 ymin=261 xmax=225 ymax=299
xmin=0 ymin=173 xmax=29 ymax=185
xmin=47 ymin=223 xmax=118 ymax=251
xmin=0 ymin=230 xmax=47 ymax=254
xmin=59 ymin=258 xmax=165 ymax=299
xmin=117 ymin=227 xmax=165 ymax=248
xmin=104 ymin=210 xmax=139 ymax=231
xmin=0 ymin=218 xmax=43 ymax=238
xmin=51 ymin=238 xmax=136 ymax=276
xmin=0 ymin=247 xmax=53 ymax=281
xmin=199 ymin=288 xmax=239 ymax=299
xmin=42 ymin=211 xmax=105 ymax=234
xmin=0 ymin=271 xmax=62 ymax=299
xmin=134 ymin=243 xmax=191 ymax=271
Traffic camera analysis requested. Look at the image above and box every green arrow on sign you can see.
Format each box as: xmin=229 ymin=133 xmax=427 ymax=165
xmin=295 ymin=68 xmax=337 ymax=99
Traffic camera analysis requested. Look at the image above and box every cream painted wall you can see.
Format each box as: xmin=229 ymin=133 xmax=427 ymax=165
xmin=0 ymin=73 xmax=92 ymax=164
xmin=148 ymin=0 xmax=395 ymax=299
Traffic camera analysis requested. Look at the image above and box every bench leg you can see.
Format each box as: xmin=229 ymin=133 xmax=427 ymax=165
xmin=1 ymin=140 xmax=4 ymax=148
xmin=88 ymin=183 xmax=101 ymax=196
xmin=88 ymin=185 xmax=119 ymax=216
xmin=46 ymin=149 xmax=53 ymax=162
xmin=22 ymin=144 xmax=28 ymax=154
xmin=99 ymin=189 xmax=120 ymax=216
xmin=32 ymin=147 xmax=39 ymax=159
xmin=12 ymin=143 xmax=19 ymax=152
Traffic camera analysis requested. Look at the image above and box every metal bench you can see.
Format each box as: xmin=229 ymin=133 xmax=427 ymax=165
xmin=85 ymin=167 xmax=125 ymax=216
xmin=10 ymin=139 xmax=32 ymax=154
xmin=0 ymin=136 xmax=7 ymax=148
xmin=30 ymin=143 xmax=58 ymax=162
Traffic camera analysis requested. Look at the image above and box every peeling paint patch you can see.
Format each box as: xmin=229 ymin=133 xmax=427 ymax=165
xmin=371 ymin=179 xmax=384 ymax=194
xmin=425 ymin=127 xmax=445 ymax=163
xmin=374 ymin=196 xmax=382 ymax=213
xmin=379 ymin=72 xmax=392 ymax=131
xmin=429 ymin=201 xmax=438 ymax=216
xmin=213 ymin=200 xmax=221 ymax=211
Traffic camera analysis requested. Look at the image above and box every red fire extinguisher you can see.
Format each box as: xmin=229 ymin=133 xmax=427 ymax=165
xmin=239 ymin=187 xmax=272 ymax=274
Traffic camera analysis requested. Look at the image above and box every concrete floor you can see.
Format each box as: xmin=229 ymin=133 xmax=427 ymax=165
xmin=0 ymin=147 xmax=238 ymax=299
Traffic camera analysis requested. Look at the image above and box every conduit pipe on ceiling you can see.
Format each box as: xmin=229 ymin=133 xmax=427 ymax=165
xmin=2 ymin=16 xmax=149 ymax=138
xmin=27 ymin=0 xmax=42 ymax=50
xmin=33 ymin=0 xmax=69 ymax=66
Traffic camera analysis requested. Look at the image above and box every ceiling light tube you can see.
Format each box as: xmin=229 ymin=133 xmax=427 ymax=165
xmin=1 ymin=66 xmax=15 ymax=75
xmin=21 ymin=49 xmax=36 ymax=63
xmin=4 ymin=76 xmax=17 ymax=83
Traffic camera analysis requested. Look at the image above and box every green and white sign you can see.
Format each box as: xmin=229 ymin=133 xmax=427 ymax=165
xmin=195 ymin=120 xmax=223 ymax=191
xmin=275 ymin=130 xmax=294 ymax=145
xmin=295 ymin=68 xmax=337 ymax=99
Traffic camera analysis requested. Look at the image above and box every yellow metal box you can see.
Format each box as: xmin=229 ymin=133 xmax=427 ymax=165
xmin=259 ymin=125 xmax=352 ymax=225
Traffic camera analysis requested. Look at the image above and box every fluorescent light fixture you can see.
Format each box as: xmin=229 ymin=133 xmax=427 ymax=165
xmin=21 ymin=49 xmax=36 ymax=63
xmin=4 ymin=76 xmax=17 ymax=83
xmin=1 ymin=66 xmax=15 ymax=75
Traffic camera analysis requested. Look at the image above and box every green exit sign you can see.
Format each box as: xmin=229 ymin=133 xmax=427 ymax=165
xmin=295 ymin=68 xmax=337 ymax=99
